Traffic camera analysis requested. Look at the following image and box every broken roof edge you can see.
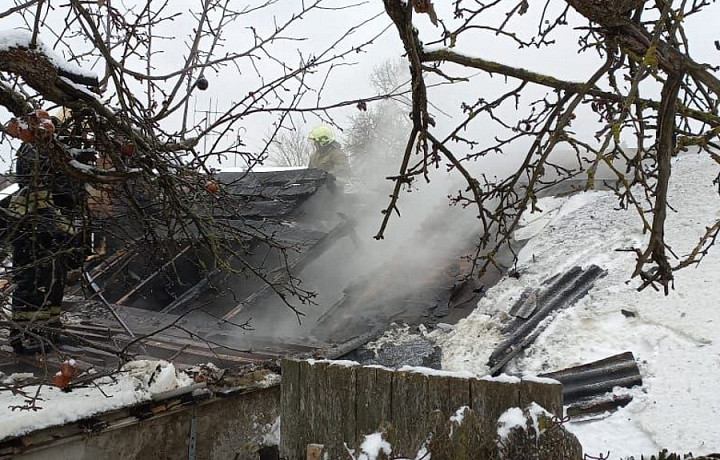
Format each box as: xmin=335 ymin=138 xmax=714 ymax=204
xmin=0 ymin=362 xmax=281 ymax=450
xmin=211 ymin=165 xmax=308 ymax=174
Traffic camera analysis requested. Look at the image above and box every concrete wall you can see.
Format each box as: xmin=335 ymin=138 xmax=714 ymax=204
xmin=7 ymin=386 xmax=279 ymax=460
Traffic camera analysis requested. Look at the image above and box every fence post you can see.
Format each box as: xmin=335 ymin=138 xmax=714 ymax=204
xmin=470 ymin=377 xmax=521 ymax=432
xmin=325 ymin=363 xmax=357 ymax=459
xmin=519 ymin=377 xmax=563 ymax=416
xmin=282 ymin=360 xmax=566 ymax=460
xmin=355 ymin=365 xmax=392 ymax=442
xmin=280 ymin=359 xmax=301 ymax=458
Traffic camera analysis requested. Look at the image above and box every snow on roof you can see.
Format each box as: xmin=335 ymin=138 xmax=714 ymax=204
xmin=0 ymin=183 xmax=19 ymax=199
xmin=437 ymin=151 xmax=720 ymax=457
xmin=0 ymin=360 xmax=192 ymax=441
xmin=0 ymin=30 xmax=98 ymax=81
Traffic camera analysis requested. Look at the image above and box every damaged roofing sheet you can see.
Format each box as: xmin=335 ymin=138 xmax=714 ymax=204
xmin=488 ymin=265 xmax=607 ymax=376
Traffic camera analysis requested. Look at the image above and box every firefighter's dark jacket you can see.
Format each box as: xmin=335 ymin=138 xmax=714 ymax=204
xmin=2 ymin=143 xmax=86 ymax=268
xmin=15 ymin=143 xmax=83 ymax=213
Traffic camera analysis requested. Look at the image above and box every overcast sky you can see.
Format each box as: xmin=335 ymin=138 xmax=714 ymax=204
xmin=1 ymin=0 xmax=719 ymax=175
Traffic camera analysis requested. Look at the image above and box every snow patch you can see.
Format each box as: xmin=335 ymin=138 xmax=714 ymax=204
xmin=449 ymin=406 xmax=469 ymax=438
xmin=260 ymin=372 xmax=281 ymax=388
xmin=481 ymin=373 xmax=521 ymax=383
xmin=0 ymin=30 xmax=97 ymax=80
xmin=496 ymin=407 xmax=526 ymax=440
xmin=436 ymin=152 xmax=720 ymax=456
xmin=0 ymin=183 xmax=19 ymax=199
xmin=521 ymin=375 xmax=560 ymax=385
xmin=306 ymin=359 xmax=359 ymax=367
xmin=357 ymin=432 xmax=392 ymax=460
xmin=0 ymin=360 xmax=194 ymax=441
xmin=261 ymin=417 xmax=281 ymax=446
xmin=397 ymin=366 xmax=476 ymax=379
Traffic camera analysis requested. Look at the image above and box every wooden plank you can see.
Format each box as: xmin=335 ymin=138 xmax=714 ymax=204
xmin=390 ymin=370 xmax=429 ymax=458
xmin=325 ymin=363 xmax=357 ymax=458
xmin=126 ymin=338 xmax=263 ymax=365
xmin=306 ymin=361 xmax=329 ymax=452
xmin=159 ymin=268 xmax=222 ymax=314
xmin=519 ymin=378 xmax=563 ymax=417
xmin=280 ymin=359 xmax=301 ymax=459
xmin=427 ymin=374 xmax=471 ymax=418
xmin=60 ymin=324 xmax=277 ymax=366
xmin=115 ymin=245 xmax=191 ymax=305
xmin=447 ymin=408 xmax=492 ymax=460
xmin=296 ymin=360 xmax=313 ymax=460
xmin=318 ymin=333 xmax=376 ymax=361
xmin=355 ymin=366 xmax=392 ymax=440
xmin=470 ymin=379 xmax=520 ymax=432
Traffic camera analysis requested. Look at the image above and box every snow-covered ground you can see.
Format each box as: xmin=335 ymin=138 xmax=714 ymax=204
xmin=2 ymin=152 xmax=718 ymax=457
xmin=435 ymin=151 xmax=720 ymax=458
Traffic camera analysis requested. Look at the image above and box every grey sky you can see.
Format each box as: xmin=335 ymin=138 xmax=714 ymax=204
xmin=1 ymin=0 xmax=718 ymax=175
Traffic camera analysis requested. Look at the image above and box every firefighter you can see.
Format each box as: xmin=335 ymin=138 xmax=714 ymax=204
xmin=307 ymin=125 xmax=351 ymax=184
xmin=5 ymin=108 xmax=89 ymax=352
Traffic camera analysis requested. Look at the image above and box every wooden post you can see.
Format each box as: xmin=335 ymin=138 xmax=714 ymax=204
xmin=519 ymin=378 xmax=563 ymax=417
xmin=427 ymin=374 xmax=472 ymax=418
xmin=306 ymin=443 xmax=324 ymax=460
xmin=355 ymin=366 xmax=393 ymax=442
xmin=470 ymin=378 xmax=520 ymax=432
xmin=282 ymin=360 xmax=567 ymax=460
xmin=305 ymin=360 xmax=329 ymax=450
xmin=390 ymin=370 xmax=429 ymax=457
xmin=280 ymin=359 xmax=301 ymax=459
xmin=325 ymin=363 xmax=357 ymax=458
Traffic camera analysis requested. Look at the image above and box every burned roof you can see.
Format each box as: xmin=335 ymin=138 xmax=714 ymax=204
xmin=1 ymin=167 xmax=493 ymax=376
xmin=213 ymin=168 xmax=339 ymax=219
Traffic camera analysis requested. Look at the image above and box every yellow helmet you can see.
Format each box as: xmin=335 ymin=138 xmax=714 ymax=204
xmin=308 ymin=125 xmax=335 ymax=146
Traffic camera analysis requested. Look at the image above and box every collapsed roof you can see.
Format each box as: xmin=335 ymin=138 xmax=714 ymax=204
xmin=2 ymin=167 xmax=490 ymax=374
